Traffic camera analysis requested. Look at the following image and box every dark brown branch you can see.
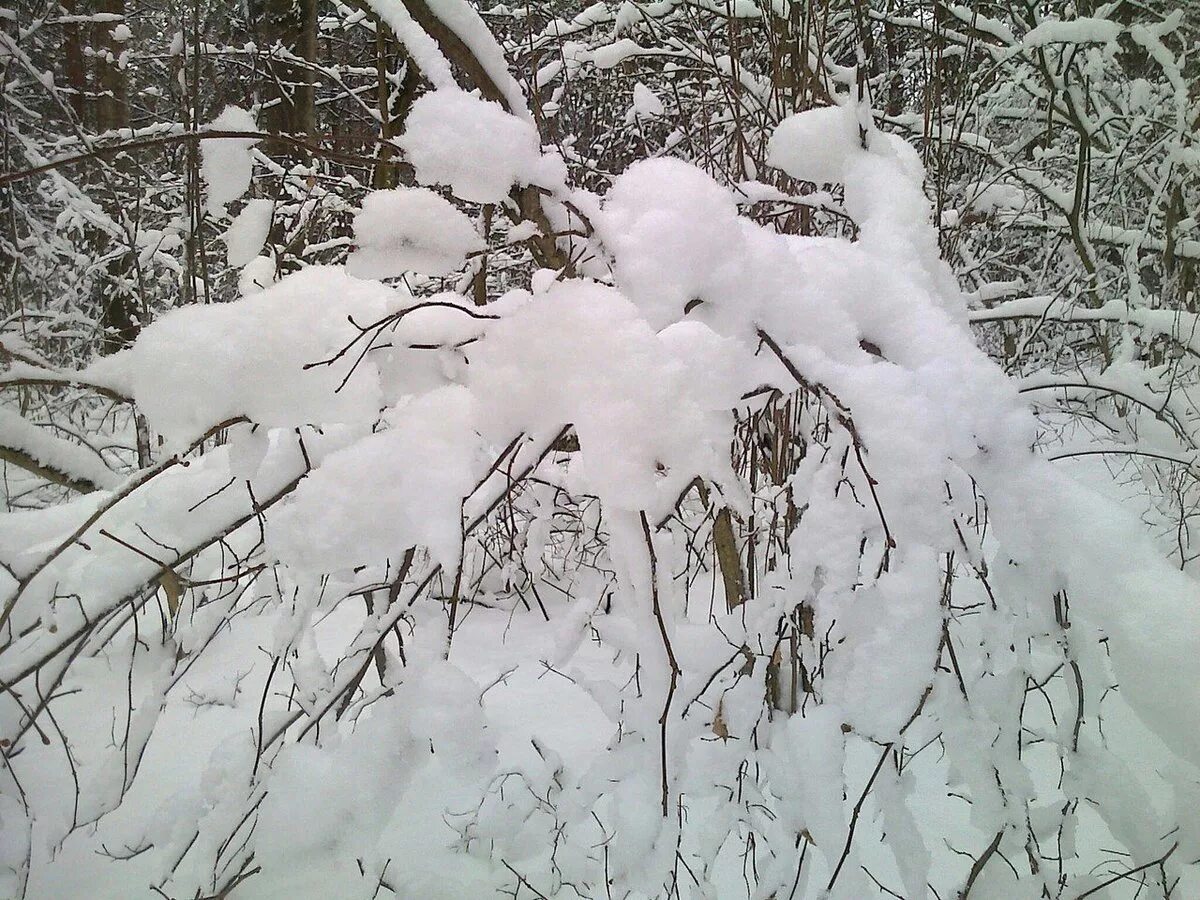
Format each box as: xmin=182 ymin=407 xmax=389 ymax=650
xmin=641 ymin=510 xmax=680 ymax=818
xmin=1 ymin=130 xmax=396 ymax=187
xmin=826 ymin=745 xmax=890 ymax=892
xmin=959 ymin=828 xmax=1005 ymax=899
xmin=1071 ymin=842 xmax=1178 ymax=900
xmin=755 ymin=328 xmax=896 ymax=558
xmin=0 ymin=445 xmax=103 ymax=494
xmin=0 ymin=375 xmax=132 ymax=404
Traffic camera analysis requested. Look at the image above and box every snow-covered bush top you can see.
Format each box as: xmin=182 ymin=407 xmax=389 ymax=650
xmin=2 ymin=2 xmax=1197 ymax=898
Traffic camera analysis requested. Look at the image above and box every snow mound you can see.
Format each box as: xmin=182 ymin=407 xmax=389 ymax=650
xmin=201 ymin=106 xmax=258 ymax=213
xmin=768 ymin=104 xmax=862 ymax=185
xmin=347 ymin=187 xmax=484 ymax=279
xmin=124 ymin=267 xmax=405 ymax=443
xmin=398 ymin=89 xmax=566 ymax=203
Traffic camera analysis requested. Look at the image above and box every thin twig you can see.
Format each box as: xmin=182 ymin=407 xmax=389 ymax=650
xmin=641 ymin=510 xmax=680 ymax=818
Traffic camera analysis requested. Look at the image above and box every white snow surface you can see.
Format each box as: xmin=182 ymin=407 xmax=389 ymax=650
xmin=767 ymin=103 xmax=863 ymax=185
xmin=1021 ymin=17 xmax=1123 ymax=48
xmin=122 ymin=267 xmax=407 ymax=443
xmin=346 ymin=187 xmax=484 ymax=278
xmin=238 ymin=254 xmax=277 ymax=295
xmin=398 ymin=88 xmax=566 ymax=203
xmin=0 ymin=408 xmax=120 ymax=490
xmin=200 ymin=106 xmax=258 ymax=213
xmin=268 ymin=385 xmax=484 ymax=569
xmin=222 ymin=198 xmax=273 ymax=267
xmin=629 ymin=81 xmax=665 ymax=120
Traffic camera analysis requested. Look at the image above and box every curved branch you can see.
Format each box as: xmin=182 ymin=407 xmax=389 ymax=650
xmin=0 ymin=417 xmax=248 ymax=640
xmin=0 ymin=444 xmax=104 ymax=494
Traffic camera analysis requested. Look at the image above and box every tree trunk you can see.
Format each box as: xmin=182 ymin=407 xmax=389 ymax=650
xmin=256 ymin=0 xmax=318 ymax=157
xmin=92 ymin=0 xmax=140 ymax=352
xmin=61 ymin=0 xmax=88 ymax=121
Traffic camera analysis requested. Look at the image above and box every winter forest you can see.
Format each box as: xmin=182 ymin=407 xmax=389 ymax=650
xmin=2 ymin=0 xmax=1200 ymax=897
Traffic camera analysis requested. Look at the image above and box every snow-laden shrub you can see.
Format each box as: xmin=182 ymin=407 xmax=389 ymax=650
xmin=2 ymin=8 xmax=1198 ymax=900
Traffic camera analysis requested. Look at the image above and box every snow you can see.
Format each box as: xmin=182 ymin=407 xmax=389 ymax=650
xmin=591 ymin=37 xmax=645 ymax=68
xmin=599 ymin=157 xmax=743 ymax=329
xmin=628 ymin=81 xmax=664 ymax=120
xmin=397 ymin=88 xmax=566 ymax=203
xmin=268 ymin=386 xmax=483 ymax=570
xmin=122 ymin=267 xmax=406 ymax=443
xmin=222 ymin=198 xmax=273 ymax=267
xmin=1021 ymin=17 xmax=1123 ymax=49
xmin=764 ymin=706 xmax=848 ymax=871
xmin=0 ymin=432 xmax=310 ymax=680
xmin=505 ymin=219 xmax=540 ymax=243
xmin=1003 ymin=468 xmax=1200 ymax=769
xmin=767 ymin=103 xmax=862 ymax=185
xmin=200 ymin=106 xmax=258 ymax=213
xmin=7 ymin=29 xmax=1200 ymax=900
xmin=0 ymin=408 xmax=120 ymax=491
xmin=971 ymin=181 xmax=1027 ymax=212
xmin=468 ymin=279 xmax=742 ymax=515
xmin=238 ymin=254 xmax=277 ymax=295
xmin=346 ymin=187 xmax=484 ymax=278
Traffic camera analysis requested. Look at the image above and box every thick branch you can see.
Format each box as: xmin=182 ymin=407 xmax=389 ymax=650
xmin=0 ymin=444 xmax=103 ymax=494
xmin=0 ymin=130 xmax=396 ymax=188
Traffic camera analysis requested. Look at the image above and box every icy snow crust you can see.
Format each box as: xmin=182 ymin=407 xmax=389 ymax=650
xmin=3 ymin=97 xmax=1199 ymax=900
